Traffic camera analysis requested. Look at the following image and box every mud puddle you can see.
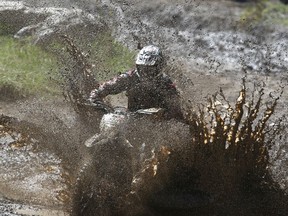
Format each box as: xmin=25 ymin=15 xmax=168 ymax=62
xmin=0 ymin=198 xmax=66 ymax=216
xmin=0 ymin=117 xmax=69 ymax=215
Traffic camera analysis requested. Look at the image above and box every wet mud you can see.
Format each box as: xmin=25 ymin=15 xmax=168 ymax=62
xmin=0 ymin=115 xmax=69 ymax=216
xmin=1 ymin=0 xmax=288 ymax=215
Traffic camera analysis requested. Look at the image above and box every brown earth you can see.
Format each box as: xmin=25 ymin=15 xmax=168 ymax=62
xmin=1 ymin=0 xmax=288 ymax=215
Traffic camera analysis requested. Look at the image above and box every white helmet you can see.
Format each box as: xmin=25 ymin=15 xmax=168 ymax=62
xmin=135 ymin=45 xmax=163 ymax=66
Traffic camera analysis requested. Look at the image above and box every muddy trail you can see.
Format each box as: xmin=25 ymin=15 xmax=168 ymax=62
xmin=0 ymin=110 xmax=73 ymax=216
xmin=0 ymin=96 xmax=192 ymax=215
xmin=1 ymin=91 xmax=288 ymax=216
xmin=0 ymin=96 xmax=99 ymax=216
xmin=1 ymin=0 xmax=288 ymax=216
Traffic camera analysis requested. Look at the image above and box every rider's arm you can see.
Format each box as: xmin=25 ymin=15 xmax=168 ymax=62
xmin=160 ymin=74 xmax=184 ymax=120
xmin=89 ymin=69 xmax=137 ymax=101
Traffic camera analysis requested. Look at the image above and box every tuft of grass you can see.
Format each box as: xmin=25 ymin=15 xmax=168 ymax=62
xmin=263 ymin=2 xmax=288 ymax=26
xmin=0 ymin=36 xmax=60 ymax=98
xmin=240 ymin=1 xmax=288 ymax=27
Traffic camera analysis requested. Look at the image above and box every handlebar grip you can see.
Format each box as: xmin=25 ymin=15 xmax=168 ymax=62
xmin=84 ymin=100 xmax=114 ymax=113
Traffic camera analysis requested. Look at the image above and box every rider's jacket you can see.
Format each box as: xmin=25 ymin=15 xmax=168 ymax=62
xmin=90 ymin=69 xmax=183 ymax=119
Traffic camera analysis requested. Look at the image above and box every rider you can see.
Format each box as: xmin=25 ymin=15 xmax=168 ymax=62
xmin=89 ymin=45 xmax=183 ymax=120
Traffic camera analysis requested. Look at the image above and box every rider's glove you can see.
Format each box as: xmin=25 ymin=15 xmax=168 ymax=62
xmin=89 ymin=89 xmax=102 ymax=103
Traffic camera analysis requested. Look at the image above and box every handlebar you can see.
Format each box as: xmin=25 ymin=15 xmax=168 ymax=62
xmin=81 ymin=100 xmax=164 ymax=117
xmin=81 ymin=100 xmax=114 ymax=113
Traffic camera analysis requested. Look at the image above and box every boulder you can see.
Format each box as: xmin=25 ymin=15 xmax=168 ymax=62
xmin=0 ymin=1 xmax=105 ymax=44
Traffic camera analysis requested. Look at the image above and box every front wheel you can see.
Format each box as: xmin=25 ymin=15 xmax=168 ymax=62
xmin=70 ymin=161 xmax=98 ymax=216
xmin=70 ymin=137 xmax=133 ymax=216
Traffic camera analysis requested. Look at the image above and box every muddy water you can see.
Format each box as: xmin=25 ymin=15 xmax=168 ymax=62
xmin=0 ymin=199 xmax=65 ymax=216
xmin=0 ymin=121 xmax=68 ymax=216
xmin=1 ymin=0 xmax=288 ymax=215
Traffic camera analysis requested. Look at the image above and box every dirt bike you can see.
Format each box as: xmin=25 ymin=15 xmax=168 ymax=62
xmin=70 ymin=101 xmax=168 ymax=216
xmin=70 ymin=100 xmax=212 ymax=216
xmin=83 ymin=101 xmax=164 ymax=148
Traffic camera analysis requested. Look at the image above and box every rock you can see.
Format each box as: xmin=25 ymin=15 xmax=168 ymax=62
xmin=0 ymin=1 xmax=105 ymax=44
xmin=0 ymin=133 xmax=15 ymax=145
xmin=88 ymin=0 xmax=288 ymax=75
xmin=0 ymin=1 xmax=48 ymax=36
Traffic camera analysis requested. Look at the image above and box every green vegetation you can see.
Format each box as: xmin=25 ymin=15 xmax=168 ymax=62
xmin=0 ymin=23 xmax=14 ymax=36
xmin=263 ymin=2 xmax=288 ymax=25
xmin=240 ymin=1 xmax=288 ymax=26
xmin=0 ymin=36 xmax=60 ymax=98
xmin=89 ymin=32 xmax=136 ymax=80
xmin=0 ymin=31 xmax=135 ymax=100
xmin=58 ymin=31 xmax=136 ymax=81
